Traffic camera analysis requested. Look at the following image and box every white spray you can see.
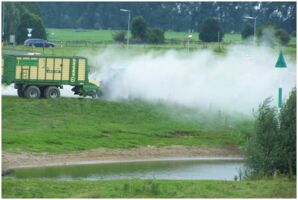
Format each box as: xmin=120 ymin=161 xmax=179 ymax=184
xmin=86 ymin=45 xmax=296 ymax=114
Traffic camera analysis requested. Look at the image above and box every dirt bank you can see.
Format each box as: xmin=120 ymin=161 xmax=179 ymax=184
xmin=2 ymin=145 xmax=243 ymax=171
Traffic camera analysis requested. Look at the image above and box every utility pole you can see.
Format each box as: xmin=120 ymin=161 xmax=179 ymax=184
xmin=243 ymin=16 xmax=257 ymax=45
xmin=120 ymin=9 xmax=131 ymax=53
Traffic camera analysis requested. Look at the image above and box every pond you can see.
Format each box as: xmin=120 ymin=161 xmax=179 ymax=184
xmin=7 ymin=158 xmax=244 ymax=181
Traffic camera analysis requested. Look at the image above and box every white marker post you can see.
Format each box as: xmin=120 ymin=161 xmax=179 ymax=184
xmin=275 ymin=51 xmax=287 ymax=108
xmin=27 ymin=28 xmax=32 ymax=38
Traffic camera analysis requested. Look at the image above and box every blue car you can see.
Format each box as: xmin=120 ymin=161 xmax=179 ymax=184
xmin=24 ymin=39 xmax=55 ymax=48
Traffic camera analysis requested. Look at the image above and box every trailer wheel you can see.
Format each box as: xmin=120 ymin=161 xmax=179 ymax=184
xmin=17 ymin=87 xmax=24 ymax=97
xmin=45 ymin=86 xmax=60 ymax=99
xmin=24 ymin=86 xmax=41 ymax=99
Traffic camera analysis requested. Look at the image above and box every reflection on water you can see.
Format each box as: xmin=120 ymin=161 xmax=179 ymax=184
xmin=10 ymin=159 xmax=244 ymax=180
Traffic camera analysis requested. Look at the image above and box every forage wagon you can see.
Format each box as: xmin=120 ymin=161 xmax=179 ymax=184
xmin=2 ymin=54 xmax=101 ymax=99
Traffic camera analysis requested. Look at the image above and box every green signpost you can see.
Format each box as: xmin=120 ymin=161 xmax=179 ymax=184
xmin=275 ymin=51 xmax=287 ymax=108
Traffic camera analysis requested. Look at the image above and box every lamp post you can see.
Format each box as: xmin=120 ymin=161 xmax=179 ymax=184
xmin=243 ymin=16 xmax=257 ymax=44
xmin=120 ymin=9 xmax=131 ymax=52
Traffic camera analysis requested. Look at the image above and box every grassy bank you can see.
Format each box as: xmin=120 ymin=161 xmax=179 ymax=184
xmin=2 ymin=96 xmax=252 ymax=153
xmin=2 ymin=178 xmax=295 ymax=198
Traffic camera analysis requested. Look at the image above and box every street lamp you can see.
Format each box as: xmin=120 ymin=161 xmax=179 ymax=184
xmin=243 ymin=16 xmax=257 ymax=44
xmin=120 ymin=9 xmax=131 ymax=52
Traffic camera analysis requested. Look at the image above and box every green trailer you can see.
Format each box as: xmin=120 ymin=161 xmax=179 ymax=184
xmin=2 ymin=54 xmax=101 ymax=99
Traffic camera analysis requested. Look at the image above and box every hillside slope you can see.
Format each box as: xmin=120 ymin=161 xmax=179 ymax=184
xmin=2 ymin=96 xmax=253 ymax=153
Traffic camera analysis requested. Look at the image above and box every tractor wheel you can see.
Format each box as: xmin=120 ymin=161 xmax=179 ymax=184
xmin=45 ymin=86 xmax=60 ymax=99
xmin=96 ymin=88 xmax=103 ymax=97
xmin=24 ymin=86 xmax=41 ymax=99
xmin=17 ymin=87 xmax=24 ymax=97
xmin=90 ymin=92 xmax=97 ymax=99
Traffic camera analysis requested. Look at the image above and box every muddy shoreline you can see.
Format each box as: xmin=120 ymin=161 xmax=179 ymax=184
xmin=2 ymin=145 xmax=243 ymax=172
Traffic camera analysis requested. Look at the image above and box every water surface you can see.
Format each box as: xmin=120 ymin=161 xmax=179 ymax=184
xmin=9 ymin=158 xmax=244 ymax=180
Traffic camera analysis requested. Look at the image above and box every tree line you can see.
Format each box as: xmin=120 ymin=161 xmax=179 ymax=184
xmin=39 ymin=2 xmax=295 ymax=34
xmin=2 ymin=2 xmax=296 ymax=44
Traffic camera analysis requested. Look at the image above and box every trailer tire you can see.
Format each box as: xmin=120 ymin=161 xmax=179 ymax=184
xmin=17 ymin=87 xmax=24 ymax=97
xmin=45 ymin=86 xmax=60 ymax=99
xmin=24 ymin=86 xmax=41 ymax=99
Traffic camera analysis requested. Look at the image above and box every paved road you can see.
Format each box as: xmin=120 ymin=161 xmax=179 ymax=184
xmin=2 ymin=49 xmax=42 ymax=56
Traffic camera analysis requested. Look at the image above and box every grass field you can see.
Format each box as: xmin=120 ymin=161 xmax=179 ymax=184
xmin=2 ymin=177 xmax=295 ymax=198
xmin=2 ymin=96 xmax=252 ymax=153
xmin=47 ymin=28 xmax=115 ymax=43
xmin=46 ymin=28 xmax=242 ymax=43
xmin=3 ymin=28 xmax=296 ymax=61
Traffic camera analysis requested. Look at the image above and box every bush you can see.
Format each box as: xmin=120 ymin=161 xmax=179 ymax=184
xmin=241 ymin=24 xmax=254 ymax=40
xmin=146 ymin=28 xmax=164 ymax=44
xmin=245 ymin=97 xmax=280 ymax=176
xmin=257 ymin=25 xmax=290 ymax=46
xmin=131 ymin=16 xmax=147 ymax=42
xmin=113 ymin=31 xmax=126 ymax=43
xmin=291 ymin=31 xmax=296 ymax=37
xmin=275 ymin=29 xmax=290 ymax=45
xmin=256 ymin=25 xmax=276 ymax=47
xmin=199 ymin=17 xmax=224 ymax=42
xmin=245 ymin=88 xmax=296 ymax=177
xmin=279 ymin=88 xmax=296 ymax=176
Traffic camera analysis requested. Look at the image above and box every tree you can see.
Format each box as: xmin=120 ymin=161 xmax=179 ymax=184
xmin=245 ymin=89 xmax=296 ymax=177
xmin=241 ymin=24 xmax=254 ymax=40
xmin=146 ymin=28 xmax=164 ymax=44
xmin=245 ymin=98 xmax=280 ymax=176
xmin=2 ymin=2 xmax=21 ymax=42
xmin=16 ymin=11 xmax=47 ymax=44
xmin=131 ymin=16 xmax=147 ymax=42
xmin=199 ymin=17 xmax=224 ymax=42
xmin=257 ymin=24 xmax=276 ymax=47
xmin=275 ymin=29 xmax=290 ymax=45
xmin=278 ymin=88 xmax=296 ymax=176
xmin=113 ymin=31 xmax=126 ymax=43
xmin=257 ymin=25 xmax=290 ymax=46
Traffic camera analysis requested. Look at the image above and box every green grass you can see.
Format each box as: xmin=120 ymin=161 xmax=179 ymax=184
xmin=47 ymin=28 xmax=241 ymax=43
xmin=2 ymin=28 xmax=295 ymax=60
xmin=47 ymin=28 xmax=115 ymax=43
xmin=3 ymin=37 xmax=296 ymax=61
xmin=2 ymin=96 xmax=252 ymax=153
xmin=2 ymin=177 xmax=295 ymax=198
